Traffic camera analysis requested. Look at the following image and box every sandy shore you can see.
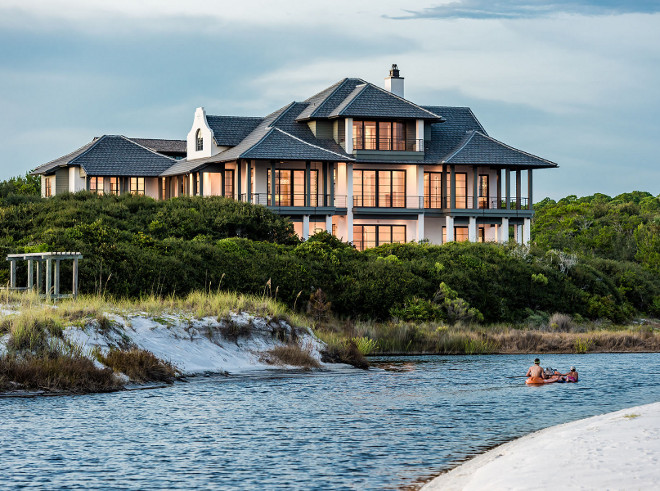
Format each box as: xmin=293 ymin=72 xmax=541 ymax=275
xmin=423 ymin=402 xmax=660 ymax=490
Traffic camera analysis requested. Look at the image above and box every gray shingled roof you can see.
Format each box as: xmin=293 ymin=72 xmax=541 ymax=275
xmin=206 ymin=116 xmax=263 ymax=146
xmin=162 ymin=102 xmax=354 ymax=176
xmin=296 ymin=78 xmax=365 ymax=120
xmin=420 ymin=106 xmax=488 ymax=163
xmin=328 ymin=83 xmax=442 ymax=120
xmin=442 ymin=131 xmax=558 ymax=168
xmin=130 ymin=138 xmax=186 ymax=155
xmin=32 ymin=135 xmax=178 ymax=177
xmin=31 ymin=139 xmax=98 ymax=176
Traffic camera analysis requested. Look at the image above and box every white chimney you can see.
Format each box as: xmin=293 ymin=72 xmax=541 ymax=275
xmin=384 ymin=64 xmax=404 ymax=98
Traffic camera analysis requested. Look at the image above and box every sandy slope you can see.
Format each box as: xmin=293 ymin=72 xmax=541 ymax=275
xmin=423 ymin=402 xmax=660 ymax=490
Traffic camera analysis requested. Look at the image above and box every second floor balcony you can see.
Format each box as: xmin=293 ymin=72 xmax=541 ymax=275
xmin=353 ymin=137 xmax=423 ymax=152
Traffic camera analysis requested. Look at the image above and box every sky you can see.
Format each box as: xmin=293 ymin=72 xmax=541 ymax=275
xmin=1 ymin=0 xmax=659 ymax=200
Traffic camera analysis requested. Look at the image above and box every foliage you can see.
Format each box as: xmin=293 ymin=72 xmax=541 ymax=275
xmin=0 ymin=173 xmax=41 ymax=206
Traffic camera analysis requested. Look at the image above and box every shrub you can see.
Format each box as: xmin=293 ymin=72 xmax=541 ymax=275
xmin=351 ymin=336 xmax=379 ymax=355
xmin=390 ymin=297 xmax=442 ymax=322
xmin=549 ymin=313 xmax=574 ymax=332
xmin=100 ymin=348 xmax=177 ymax=383
xmin=321 ymin=340 xmax=369 ymax=369
xmin=265 ymin=343 xmax=320 ymax=369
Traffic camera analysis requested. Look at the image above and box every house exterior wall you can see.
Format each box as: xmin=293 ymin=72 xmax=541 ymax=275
xmin=55 ymin=168 xmax=69 ymax=195
xmin=68 ymin=166 xmax=86 ymax=192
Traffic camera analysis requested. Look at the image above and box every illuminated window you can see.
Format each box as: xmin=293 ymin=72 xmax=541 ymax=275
xmin=130 ymin=177 xmax=145 ymax=195
xmin=267 ymin=169 xmax=318 ymax=206
xmin=353 ymin=225 xmax=406 ymax=251
xmin=353 ymin=120 xmax=409 ymax=151
xmin=479 ymin=175 xmax=489 ymax=209
xmin=196 ymin=129 xmax=203 ymax=151
xmin=424 ymin=172 xmax=443 ymax=208
xmin=446 ymin=172 xmax=468 ymax=208
xmin=224 ymin=169 xmax=234 ymax=198
xmin=109 ymin=177 xmax=119 ymax=195
xmin=90 ymin=176 xmax=104 ymax=195
xmin=354 ymin=170 xmax=405 ymax=208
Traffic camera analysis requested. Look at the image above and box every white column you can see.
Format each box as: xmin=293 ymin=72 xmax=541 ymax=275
xmin=445 ymin=216 xmax=454 ymax=242
xmin=515 ymin=224 xmax=524 ymax=244
xmin=499 ymin=217 xmax=509 ymax=243
xmin=302 ymin=215 xmax=310 ymax=240
xmin=417 ymin=214 xmax=425 ymax=242
xmin=468 ymin=217 xmax=477 ymax=242
xmin=415 ymin=120 xmax=424 ymax=152
xmin=325 ymin=215 xmax=333 ymax=234
xmin=523 ymin=218 xmax=531 ymax=244
xmin=344 ymin=118 xmax=353 ymax=153
xmin=346 ymin=162 xmax=353 ymax=243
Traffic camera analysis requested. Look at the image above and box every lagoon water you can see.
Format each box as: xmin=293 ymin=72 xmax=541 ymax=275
xmin=1 ymin=353 xmax=659 ymax=490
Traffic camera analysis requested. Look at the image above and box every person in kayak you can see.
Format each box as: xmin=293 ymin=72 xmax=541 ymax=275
xmin=526 ymin=358 xmax=545 ymax=379
xmin=559 ymin=366 xmax=579 ymax=383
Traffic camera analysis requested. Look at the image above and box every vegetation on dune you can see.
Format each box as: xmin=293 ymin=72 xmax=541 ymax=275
xmin=1 ymin=192 xmax=659 ymax=325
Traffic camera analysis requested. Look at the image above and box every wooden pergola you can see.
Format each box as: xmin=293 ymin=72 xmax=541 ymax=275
xmin=5 ymin=252 xmax=82 ymax=300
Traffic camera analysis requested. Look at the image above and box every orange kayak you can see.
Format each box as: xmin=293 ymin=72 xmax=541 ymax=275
xmin=526 ymin=375 xmax=561 ymax=385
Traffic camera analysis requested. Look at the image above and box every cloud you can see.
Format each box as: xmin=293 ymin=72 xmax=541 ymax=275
xmin=394 ymin=1 xmax=660 ymax=20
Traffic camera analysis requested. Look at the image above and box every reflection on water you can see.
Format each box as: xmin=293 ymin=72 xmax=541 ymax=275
xmin=1 ymin=353 xmax=658 ymax=490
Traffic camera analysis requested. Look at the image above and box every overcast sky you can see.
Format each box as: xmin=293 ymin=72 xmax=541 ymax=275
xmin=1 ymin=0 xmax=659 ymax=200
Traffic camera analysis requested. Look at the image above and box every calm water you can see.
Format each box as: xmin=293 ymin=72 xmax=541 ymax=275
xmin=1 ymin=353 xmax=659 ymax=490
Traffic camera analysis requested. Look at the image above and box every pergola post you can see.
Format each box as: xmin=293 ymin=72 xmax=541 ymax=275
xmin=73 ymin=257 xmax=79 ymax=299
xmin=45 ymin=257 xmax=52 ymax=300
xmin=54 ymin=260 xmax=61 ymax=297
xmin=9 ymin=259 xmax=17 ymax=289
xmin=27 ymin=259 xmax=34 ymax=290
xmin=36 ymin=260 xmax=42 ymax=293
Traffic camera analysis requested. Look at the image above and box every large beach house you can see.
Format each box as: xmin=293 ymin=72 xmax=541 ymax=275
xmin=31 ymin=66 xmax=557 ymax=249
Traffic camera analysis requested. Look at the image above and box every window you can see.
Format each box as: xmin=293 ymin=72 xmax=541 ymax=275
xmin=446 ymin=172 xmax=467 ymax=208
xmin=442 ymin=226 xmax=470 ymax=243
xmin=424 ymin=172 xmax=443 ymax=208
xmin=224 ymin=169 xmax=234 ymax=198
xmin=196 ymin=129 xmax=203 ymax=152
xmin=353 ymin=225 xmax=406 ymax=251
xmin=267 ymin=169 xmax=319 ymax=206
xmin=109 ymin=177 xmax=119 ymax=195
xmin=90 ymin=176 xmax=104 ymax=195
xmin=354 ymin=170 xmax=406 ymax=208
xmin=130 ymin=177 xmax=145 ymax=195
xmin=352 ymin=120 xmax=410 ymax=151
xmin=479 ymin=175 xmax=489 ymax=209
xmin=44 ymin=177 xmax=53 ymax=197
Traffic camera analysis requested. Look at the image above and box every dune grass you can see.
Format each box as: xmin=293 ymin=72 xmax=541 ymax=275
xmin=100 ymin=348 xmax=177 ymax=383
xmin=265 ymin=343 xmax=321 ymax=369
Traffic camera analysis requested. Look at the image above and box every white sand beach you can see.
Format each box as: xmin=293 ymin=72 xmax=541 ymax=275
xmin=423 ymin=402 xmax=660 ymax=490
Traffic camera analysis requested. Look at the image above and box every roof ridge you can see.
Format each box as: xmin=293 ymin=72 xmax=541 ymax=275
xmin=331 ymin=83 xmax=368 ymax=116
xmin=207 ymin=115 xmax=263 ymax=120
xmin=442 ymin=130 xmax=478 ymax=162
xmin=466 ymin=107 xmax=487 ymax=134
xmin=120 ymin=136 xmax=177 ymax=162
xmin=238 ymin=127 xmax=277 ymax=158
xmin=271 ymin=127 xmax=354 ymax=160
xmin=67 ymin=135 xmax=109 ymax=169
xmin=267 ymin=101 xmax=302 ymax=128
xmin=307 ymin=78 xmax=356 ymax=119
xmin=365 ymin=82 xmax=442 ymax=119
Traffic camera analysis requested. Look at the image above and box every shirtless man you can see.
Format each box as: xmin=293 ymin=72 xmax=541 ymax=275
xmin=526 ymin=358 xmax=545 ymax=379
xmin=560 ymin=366 xmax=579 ymax=383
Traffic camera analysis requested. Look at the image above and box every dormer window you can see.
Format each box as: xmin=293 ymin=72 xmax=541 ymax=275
xmin=196 ymin=129 xmax=203 ymax=151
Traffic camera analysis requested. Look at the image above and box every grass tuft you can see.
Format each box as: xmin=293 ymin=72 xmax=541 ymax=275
xmin=265 ymin=343 xmax=321 ymax=369
xmin=100 ymin=348 xmax=177 ymax=383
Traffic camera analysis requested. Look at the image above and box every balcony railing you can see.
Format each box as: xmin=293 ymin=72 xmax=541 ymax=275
xmin=352 ymin=138 xmax=423 ymax=152
xmin=240 ymin=193 xmax=347 ymax=208
xmin=352 ymin=195 xmax=530 ymax=210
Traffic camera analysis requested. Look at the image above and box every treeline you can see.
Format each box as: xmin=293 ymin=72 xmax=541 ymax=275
xmin=533 ymin=192 xmax=660 ymax=274
xmin=0 ymin=192 xmax=658 ymax=323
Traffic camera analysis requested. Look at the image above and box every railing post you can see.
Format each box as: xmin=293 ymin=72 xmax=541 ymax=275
xmin=9 ymin=259 xmax=17 ymax=289
xmin=36 ymin=260 xmax=42 ymax=293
